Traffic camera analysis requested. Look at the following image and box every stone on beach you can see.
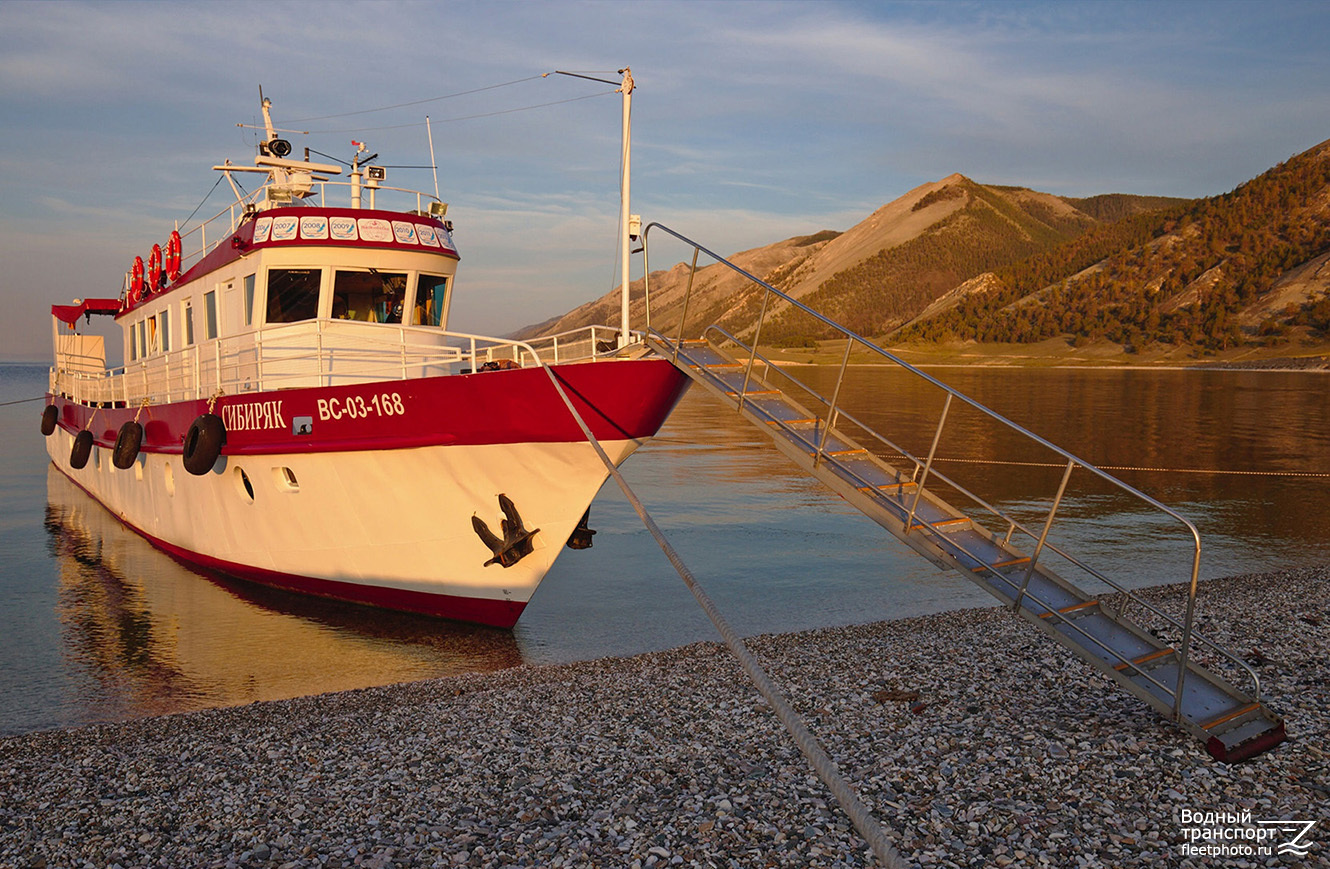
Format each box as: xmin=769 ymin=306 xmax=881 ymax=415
xmin=1 ymin=566 xmax=1326 ymax=868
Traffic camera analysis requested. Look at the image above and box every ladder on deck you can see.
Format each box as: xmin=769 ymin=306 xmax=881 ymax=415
xmin=637 ymin=224 xmax=1285 ymax=762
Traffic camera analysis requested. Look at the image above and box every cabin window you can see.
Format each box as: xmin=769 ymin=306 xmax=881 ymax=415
xmin=136 ymin=321 xmax=147 ymax=360
xmin=204 ymin=291 xmax=218 ymax=339
xmin=128 ymin=325 xmax=138 ymax=362
xmin=184 ymin=301 xmax=195 ymax=345
xmin=243 ymin=274 xmax=256 ymax=326
xmin=148 ymin=317 xmax=159 ymax=354
xmin=267 ymin=269 xmax=322 ymax=323
xmin=159 ymin=309 xmax=171 ymax=353
xmin=412 ymin=275 xmax=449 ymax=327
xmin=331 ymin=270 xmax=406 ymax=323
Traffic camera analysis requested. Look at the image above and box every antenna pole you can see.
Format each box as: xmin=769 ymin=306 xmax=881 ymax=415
xmin=426 ymin=115 xmax=441 ymax=202
xmin=618 ymin=67 xmax=634 ymax=349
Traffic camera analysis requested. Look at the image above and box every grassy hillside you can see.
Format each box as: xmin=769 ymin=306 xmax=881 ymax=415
xmin=903 ymin=140 xmax=1330 ymax=353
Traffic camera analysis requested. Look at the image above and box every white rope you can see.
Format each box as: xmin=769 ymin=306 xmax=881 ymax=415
xmin=541 ymin=364 xmax=910 ymax=869
xmin=931 ymin=457 xmax=1330 ymax=477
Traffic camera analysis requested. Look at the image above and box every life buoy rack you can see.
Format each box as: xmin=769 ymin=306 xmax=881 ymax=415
xmin=166 ymin=230 xmax=182 ymax=281
xmin=130 ymin=256 xmax=145 ymax=304
xmin=148 ymin=244 xmax=163 ymax=292
xmin=182 ymin=413 xmax=226 ymax=475
xmin=112 ymin=420 xmax=144 ymax=470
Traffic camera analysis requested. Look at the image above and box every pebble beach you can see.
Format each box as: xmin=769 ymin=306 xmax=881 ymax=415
xmin=2 ymin=566 xmax=1326 ymax=869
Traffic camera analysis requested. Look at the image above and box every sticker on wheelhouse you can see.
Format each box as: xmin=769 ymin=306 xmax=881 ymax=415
xmin=316 ymin=392 xmax=406 ymax=421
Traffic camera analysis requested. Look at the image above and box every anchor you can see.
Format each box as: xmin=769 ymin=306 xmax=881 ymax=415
xmin=472 ymin=493 xmax=539 ymax=568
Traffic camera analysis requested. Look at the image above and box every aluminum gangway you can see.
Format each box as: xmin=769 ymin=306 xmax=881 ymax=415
xmin=636 ymin=223 xmax=1285 ymax=762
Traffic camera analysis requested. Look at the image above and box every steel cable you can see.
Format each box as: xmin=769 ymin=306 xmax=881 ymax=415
xmin=541 ymin=364 xmax=911 ymax=869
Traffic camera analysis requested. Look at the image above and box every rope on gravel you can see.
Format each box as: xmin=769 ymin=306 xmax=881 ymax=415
xmin=543 ymin=364 xmax=911 ymax=869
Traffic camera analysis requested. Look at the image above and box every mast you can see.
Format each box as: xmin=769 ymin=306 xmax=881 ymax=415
xmin=618 ymin=67 xmax=634 ymax=349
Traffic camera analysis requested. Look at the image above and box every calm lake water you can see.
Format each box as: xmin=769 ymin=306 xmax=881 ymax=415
xmin=2 ymin=361 xmax=1327 ymax=735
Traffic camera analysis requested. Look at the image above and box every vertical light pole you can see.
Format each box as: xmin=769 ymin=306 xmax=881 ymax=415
xmin=618 ymin=67 xmax=635 ymax=349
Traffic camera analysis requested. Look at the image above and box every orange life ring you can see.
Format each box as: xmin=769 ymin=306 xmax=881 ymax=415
xmin=148 ymin=244 xmax=163 ymax=291
xmin=166 ymin=230 xmax=182 ymax=281
xmin=130 ymin=256 xmax=144 ymax=304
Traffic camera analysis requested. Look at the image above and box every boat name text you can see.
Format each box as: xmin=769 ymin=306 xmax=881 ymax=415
xmin=223 ymin=400 xmax=287 ymax=432
xmin=317 ymin=392 xmax=406 ymax=421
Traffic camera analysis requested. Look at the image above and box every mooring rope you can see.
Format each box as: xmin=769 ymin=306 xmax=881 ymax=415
xmin=0 ymin=395 xmax=45 ymax=407
xmin=931 ymin=457 xmax=1330 ymax=478
xmin=541 ymin=364 xmax=909 ymax=869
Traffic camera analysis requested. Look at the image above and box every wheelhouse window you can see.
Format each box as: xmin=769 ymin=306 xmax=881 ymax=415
xmin=412 ymin=275 xmax=449 ymax=327
xmin=267 ymin=269 xmax=322 ymax=323
xmin=332 ymin=270 xmax=406 ymax=323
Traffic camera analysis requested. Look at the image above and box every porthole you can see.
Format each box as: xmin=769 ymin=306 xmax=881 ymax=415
xmin=234 ymin=467 xmax=255 ymax=502
xmin=273 ymin=466 xmax=300 ymax=493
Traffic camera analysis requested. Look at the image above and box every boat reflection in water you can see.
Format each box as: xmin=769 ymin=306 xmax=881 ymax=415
xmin=45 ymin=466 xmax=523 ymax=726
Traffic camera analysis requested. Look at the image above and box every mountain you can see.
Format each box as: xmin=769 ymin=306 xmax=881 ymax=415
xmin=907 ymin=139 xmax=1330 ymax=352
xmin=519 ymin=138 xmax=1330 ymax=357
xmin=519 ymin=174 xmax=1154 ymax=344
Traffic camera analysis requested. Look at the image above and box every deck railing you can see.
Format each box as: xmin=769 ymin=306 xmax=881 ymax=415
xmin=49 ymin=321 xmax=622 ymax=409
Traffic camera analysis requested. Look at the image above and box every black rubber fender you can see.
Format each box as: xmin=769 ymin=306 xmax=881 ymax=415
xmin=70 ymin=430 xmax=94 ymax=470
xmin=182 ymin=413 xmax=226 ymax=476
xmin=112 ymin=420 xmax=144 ymax=470
xmin=40 ymin=404 xmax=58 ymax=436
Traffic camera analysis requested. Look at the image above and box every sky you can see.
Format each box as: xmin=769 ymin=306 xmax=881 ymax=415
xmin=2 ymin=0 xmax=1329 ymax=361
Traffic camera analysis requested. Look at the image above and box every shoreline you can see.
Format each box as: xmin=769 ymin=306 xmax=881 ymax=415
xmin=3 ymin=566 xmax=1327 ymax=868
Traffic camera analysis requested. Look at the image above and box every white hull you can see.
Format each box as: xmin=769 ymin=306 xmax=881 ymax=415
xmin=47 ymin=427 xmax=640 ymax=618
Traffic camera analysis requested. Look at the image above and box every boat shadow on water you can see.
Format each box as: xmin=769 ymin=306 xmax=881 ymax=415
xmin=44 ymin=466 xmax=523 ymax=726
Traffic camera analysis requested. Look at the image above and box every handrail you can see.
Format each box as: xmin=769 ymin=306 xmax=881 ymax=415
xmin=49 ymin=321 xmax=618 ymax=410
xmin=640 ymin=221 xmax=1260 ymax=713
xmin=166 ymin=174 xmax=447 ymax=279
xmin=699 ymin=325 xmax=1255 ymax=692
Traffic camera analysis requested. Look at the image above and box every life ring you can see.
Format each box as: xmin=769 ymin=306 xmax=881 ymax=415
xmin=166 ymin=230 xmax=182 ymax=281
xmin=41 ymin=404 xmax=59 ymax=436
xmin=148 ymin=244 xmax=163 ymax=292
xmin=182 ymin=413 xmax=226 ymax=475
xmin=130 ymin=256 xmax=144 ymax=304
xmin=70 ymin=430 xmax=94 ymax=470
xmin=112 ymin=420 xmax=144 ymax=470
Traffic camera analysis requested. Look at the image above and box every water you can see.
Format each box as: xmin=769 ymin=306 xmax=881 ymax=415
xmin=2 ymin=362 xmax=1327 ymax=735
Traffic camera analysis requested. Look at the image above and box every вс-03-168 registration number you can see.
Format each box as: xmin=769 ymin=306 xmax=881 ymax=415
xmin=316 ymin=392 xmax=406 ymax=421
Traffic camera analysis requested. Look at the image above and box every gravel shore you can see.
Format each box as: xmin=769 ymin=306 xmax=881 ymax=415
xmin=3 ymin=566 xmax=1327 ymax=869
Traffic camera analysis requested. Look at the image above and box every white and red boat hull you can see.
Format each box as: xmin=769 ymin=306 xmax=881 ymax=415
xmin=47 ymin=358 xmax=689 ymax=627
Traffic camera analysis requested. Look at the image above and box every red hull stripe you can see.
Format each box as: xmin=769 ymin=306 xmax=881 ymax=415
xmin=56 ymin=468 xmax=527 ymax=628
xmin=50 ymin=358 xmax=690 ymax=457
xmin=151 ymin=536 xmax=529 ymax=629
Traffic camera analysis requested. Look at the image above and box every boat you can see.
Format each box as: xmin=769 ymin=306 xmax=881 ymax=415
xmin=41 ymin=76 xmax=690 ymax=628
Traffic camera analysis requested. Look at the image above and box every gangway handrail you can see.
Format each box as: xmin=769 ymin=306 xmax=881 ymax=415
xmin=700 ymin=325 xmax=1255 ymax=697
xmin=640 ymin=221 xmax=1260 ymax=714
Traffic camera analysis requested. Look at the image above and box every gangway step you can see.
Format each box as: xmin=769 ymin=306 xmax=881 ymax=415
xmin=648 ymin=332 xmax=1285 ymax=761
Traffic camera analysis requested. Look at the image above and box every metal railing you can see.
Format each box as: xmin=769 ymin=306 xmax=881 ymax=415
xmin=49 ymin=321 xmax=622 ymax=409
xmin=158 ymin=176 xmax=450 ymax=290
xmin=640 ymin=222 xmax=1261 ymax=716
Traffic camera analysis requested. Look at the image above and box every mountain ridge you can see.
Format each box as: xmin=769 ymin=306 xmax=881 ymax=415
xmin=518 ymin=138 xmax=1330 ymax=359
